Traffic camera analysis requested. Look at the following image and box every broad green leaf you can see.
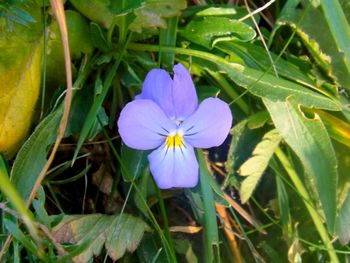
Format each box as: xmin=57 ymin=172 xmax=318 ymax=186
xmin=69 ymin=0 xmax=142 ymax=29
xmin=180 ymin=17 xmax=256 ymax=49
xmin=217 ymin=42 xmax=318 ymax=92
xmin=264 ymin=96 xmax=338 ymax=231
xmin=121 ymin=145 xmax=148 ymax=182
xmin=0 ymin=34 xmax=43 ymax=157
xmin=129 ymin=0 xmax=187 ymax=33
xmin=239 ymin=129 xmax=282 ymax=203
xmin=69 ymin=0 xmax=116 ymax=28
xmin=49 ymin=10 xmax=93 ymax=59
xmin=10 ymin=109 xmax=62 ymax=201
xmin=53 ymin=213 xmax=150 ymax=262
xmin=277 ymin=5 xmax=350 ymax=91
xmin=196 ymin=6 xmax=239 ymax=16
xmin=46 ymin=10 xmax=93 ymax=86
xmin=182 ymin=5 xmax=260 ymax=27
xmin=219 ymin=63 xmax=341 ymax=111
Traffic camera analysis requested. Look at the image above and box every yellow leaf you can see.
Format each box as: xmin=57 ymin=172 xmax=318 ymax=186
xmin=169 ymin=226 xmax=202 ymax=234
xmin=0 ymin=40 xmax=43 ymax=157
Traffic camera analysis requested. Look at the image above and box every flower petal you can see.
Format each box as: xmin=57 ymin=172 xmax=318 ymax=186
xmin=180 ymin=98 xmax=232 ymax=148
xmin=117 ymin=99 xmax=176 ymax=150
xmin=148 ymin=142 xmax=199 ymax=189
xmin=137 ymin=68 xmax=175 ymax=118
xmin=172 ymin=63 xmax=198 ymax=120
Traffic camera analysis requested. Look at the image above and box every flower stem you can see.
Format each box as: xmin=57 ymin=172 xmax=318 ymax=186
xmin=274 ymin=147 xmax=339 ymax=263
xmin=154 ymin=182 xmax=176 ymax=258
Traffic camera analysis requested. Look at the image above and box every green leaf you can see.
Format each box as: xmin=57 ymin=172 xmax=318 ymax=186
xmin=319 ymin=0 xmax=350 ymax=85
xmin=197 ymin=150 xmax=220 ymax=263
xmin=10 ymin=109 xmax=62 ymax=201
xmin=53 ymin=213 xmax=150 ymax=262
xmin=247 ymin=111 xmax=270 ymax=129
xmin=277 ymin=5 xmax=350 ymax=91
xmin=336 ymin=189 xmax=350 ymax=245
xmin=340 ymin=0 xmax=350 ymax=24
xmin=129 ymin=0 xmax=187 ymax=33
xmin=159 ymin=16 xmax=178 ymax=70
xmin=219 ymin=63 xmax=341 ymax=111
xmin=69 ymin=0 xmax=116 ymax=28
xmin=217 ymin=42 xmax=317 ymax=92
xmin=180 ymin=17 xmax=256 ymax=49
xmin=49 ymin=10 xmax=93 ymax=59
xmin=89 ymin=22 xmax=109 ymax=52
xmin=264 ymin=96 xmax=338 ymax=231
xmin=182 ymin=5 xmax=260 ymax=27
xmin=73 ymin=59 xmax=121 ymax=163
xmin=225 ymin=120 xmax=268 ymax=188
xmin=121 ymin=145 xmax=148 ymax=182
xmin=195 ymin=6 xmax=241 ymax=16
xmin=275 ymin=175 xmax=291 ymax=234
xmin=137 ymin=233 xmax=168 ymax=263
xmin=0 ymin=155 xmax=37 ymax=238
xmin=4 ymin=219 xmax=39 ymax=257
xmin=46 ymin=10 xmax=93 ymax=86
xmin=239 ymin=129 xmax=282 ymax=203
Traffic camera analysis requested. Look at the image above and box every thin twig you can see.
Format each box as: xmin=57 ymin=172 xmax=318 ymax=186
xmin=239 ymin=0 xmax=275 ymax=23
xmin=27 ymin=0 xmax=73 ymax=207
xmin=216 ymin=204 xmax=243 ymax=263
xmin=242 ymin=0 xmax=278 ymax=77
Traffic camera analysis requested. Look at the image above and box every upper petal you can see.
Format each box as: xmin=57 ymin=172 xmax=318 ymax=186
xmin=172 ymin=63 xmax=198 ymax=120
xmin=117 ymin=99 xmax=176 ymax=150
xmin=148 ymin=142 xmax=199 ymax=189
xmin=180 ymin=98 xmax=232 ymax=148
xmin=137 ymin=68 xmax=175 ymax=118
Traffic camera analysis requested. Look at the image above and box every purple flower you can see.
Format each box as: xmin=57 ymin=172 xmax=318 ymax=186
xmin=117 ymin=63 xmax=232 ymax=189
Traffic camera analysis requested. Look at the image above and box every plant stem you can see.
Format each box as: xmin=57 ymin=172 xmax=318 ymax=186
xmin=154 ymin=184 xmax=175 ymax=255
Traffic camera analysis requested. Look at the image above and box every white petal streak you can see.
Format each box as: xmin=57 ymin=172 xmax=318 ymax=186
xmin=148 ymin=142 xmax=199 ymax=189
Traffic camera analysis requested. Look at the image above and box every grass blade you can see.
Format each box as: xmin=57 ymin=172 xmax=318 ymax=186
xmin=320 ymin=0 xmax=350 ymax=78
xmin=197 ymin=150 xmax=220 ymax=263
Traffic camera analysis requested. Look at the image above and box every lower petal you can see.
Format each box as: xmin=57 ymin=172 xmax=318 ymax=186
xmin=148 ymin=143 xmax=199 ymax=189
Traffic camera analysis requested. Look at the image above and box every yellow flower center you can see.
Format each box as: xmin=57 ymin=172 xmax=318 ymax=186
xmin=165 ymin=133 xmax=184 ymax=148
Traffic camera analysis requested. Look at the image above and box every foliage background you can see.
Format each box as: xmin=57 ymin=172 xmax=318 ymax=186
xmin=0 ymin=0 xmax=350 ymax=262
